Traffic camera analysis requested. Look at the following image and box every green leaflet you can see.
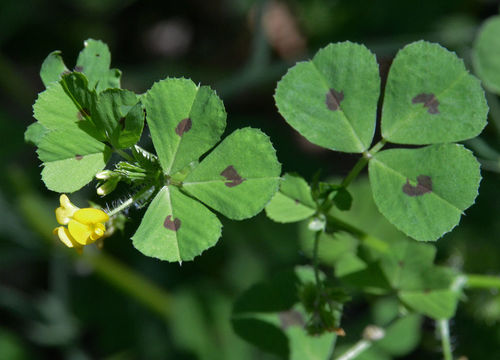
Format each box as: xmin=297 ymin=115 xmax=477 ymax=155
xmin=40 ymin=51 xmax=68 ymax=87
xmin=473 ymin=16 xmax=500 ymax=94
xmin=132 ymin=186 xmax=222 ymax=262
xmin=368 ymin=144 xmax=481 ymax=241
xmin=92 ymin=89 xmax=144 ymax=148
xmin=59 ymin=72 xmax=104 ymax=140
xmin=275 ymin=41 xmax=380 ymax=153
xmin=76 ymin=39 xmax=121 ymax=92
xmin=33 ymin=82 xmax=83 ymax=131
xmin=265 ymin=173 xmax=316 ymax=223
xmin=37 ymin=128 xmax=111 ymax=192
xmin=24 ymin=122 xmax=48 ymax=146
xmin=183 ymin=128 xmax=281 ymax=220
xmin=143 ymin=78 xmax=226 ymax=175
xmin=381 ymin=41 xmax=488 ymax=144
xmin=232 ymin=267 xmax=337 ymax=360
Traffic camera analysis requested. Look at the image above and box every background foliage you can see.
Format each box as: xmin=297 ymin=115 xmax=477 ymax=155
xmin=2 ymin=0 xmax=500 ymax=359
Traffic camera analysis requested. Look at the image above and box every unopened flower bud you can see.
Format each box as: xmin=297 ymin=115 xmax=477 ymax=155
xmin=97 ymin=177 xmax=120 ymax=196
xmin=95 ymin=170 xmax=114 ymax=180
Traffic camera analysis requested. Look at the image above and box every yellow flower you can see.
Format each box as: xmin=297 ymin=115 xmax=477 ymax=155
xmin=53 ymin=195 xmax=109 ymax=253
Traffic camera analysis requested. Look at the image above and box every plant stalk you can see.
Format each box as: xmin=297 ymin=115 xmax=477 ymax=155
xmin=438 ymin=319 xmax=453 ymax=360
xmin=334 ymin=340 xmax=371 ymax=360
xmin=341 ymin=139 xmax=386 ymax=188
xmin=465 ymin=274 xmax=500 ymax=289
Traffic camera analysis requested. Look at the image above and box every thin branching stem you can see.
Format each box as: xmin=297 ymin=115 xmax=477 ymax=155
xmin=334 ymin=340 xmax=371 ymax=360
xmin=313 ymin=230 xmax=322 ymax=288
xmin=438 ymin=319 xmax=453 ymax=360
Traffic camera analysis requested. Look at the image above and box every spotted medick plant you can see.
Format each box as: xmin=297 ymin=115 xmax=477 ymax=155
xmin=26 ymin=39 xmax=493 ymax=360
xmin=26 ymin=39 xmax=281 ymax=262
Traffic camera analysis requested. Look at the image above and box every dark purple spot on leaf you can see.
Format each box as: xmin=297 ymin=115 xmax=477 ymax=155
xmin=175 ymin=118 xmax=192 ymax=136
xmin=412 ymin=93 xmax=440 ymax=114
xmin=74 ymin=66 xmax=84 ymax=72
xmin=119 ymin=117 xmax=126 ymax=130
xmin=325 ymin=88 xmax=344 ymax=111
xmin=398 ymin=261 xmax=404 ymax=267
xmin=61 ymin=70 xmax=71 ymax=76
xmin=221 ymin=165 xmax=245 ymax=187
xmin=75 ymin=154 xmax=83 ymax=160
xmin=279 ymin=310 xmax=305 ymax=330
xmin=402 ymin=175 xmax=432 ymax=197
xmin=423 ymin=288 xmax=431 ymax=294
xmin=164 ymin=215 xmax=181 ymax=231
xmin=295 ymin=199 xmax=300 ymax=205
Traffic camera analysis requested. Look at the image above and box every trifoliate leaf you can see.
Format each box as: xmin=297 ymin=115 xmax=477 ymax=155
xmin=37 ymin=127 xmax=111 ymax=192
xmin=183 ymin=128 xmax=281 ymax=220
xmin=24 ymin=122 xmax=48 ymax=146
xmin=132 ymin=186 xmax=222 ymax=262
xmin=275 ymin=41 xmax=380 ymax=153
xmin=265 ymin=173 xmax=316 ymax=223
xmin=473 ymin=16 xmax=500 ymax=94
xmin=143 ymin=78 xmax=226 ymax=175
xmin=40 ymin=51 xmax=68 ymax=87
xmin=92 ymin=88 xmax=143 ymax=148
xmin=76 ymin=39 xmax=121 ymax=92
xmin=381 ymin=41 xmax=488 ymax=144
xmin=368 ymin=144 xmax=481 ymax=241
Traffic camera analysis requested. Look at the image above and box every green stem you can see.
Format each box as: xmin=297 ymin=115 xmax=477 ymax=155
xmin=334 ymin=340 xmax=371 ymax=360
xmin=115 ymin=148 xmax=134 ymax=162
xmin=326 ymin=214 xmax=389 ymax=254
xmin=341 ymin=157 xmax=369 ymax=188
xmin=438 ymin=319 xmax=453 ymax=360
xmin=341 ymin=140 xmax=386 ymax=188
xmin=313 ymin=230 xmax=322 ymax=288
xmin=107 ymin=186 xmax=153 ymax=217
xmin=465 ymin=138 xmax=500 ymax=161
xmin=465 ymin=274 xmax=500 ymax=289
xmin=478 ymin=158 xmax=500 ymax=173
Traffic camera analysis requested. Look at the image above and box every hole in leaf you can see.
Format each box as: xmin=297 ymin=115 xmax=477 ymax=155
xmin=402 ymin=175 xmax=432 ymax=197
xmin=221 ymin=165 xmax=245 ymax=187
xmin=175 ymin=118 xmax=192 ymax=136
xmin=325 ymin=88 xmax=344 ymax=111
xmin=412 ymin=93 xmax=440 ymax=114
xmin=164 ymin=215 xmax=181 ymax=231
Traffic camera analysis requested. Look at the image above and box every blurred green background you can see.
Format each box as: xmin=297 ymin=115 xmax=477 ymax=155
xmin=2 ymin=0 xmax=500 ymax=359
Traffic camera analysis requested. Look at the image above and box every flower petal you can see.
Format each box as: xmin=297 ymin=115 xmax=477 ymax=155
xmin=90 ymin=222 xmax=106 ymax=241
xmin=54 ymin=226 xmax=77 ymax=248
xmin=68 ymin=220 xmax=93 ymax=245
xmin=74 ymin=208 xmax=109 ymax=225
xmin=55 ymin=194 xmax=79 ymax=225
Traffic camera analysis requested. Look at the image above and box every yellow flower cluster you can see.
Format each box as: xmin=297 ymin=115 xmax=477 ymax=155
xmin=53 ymin=195 xmax=109 ymax=253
